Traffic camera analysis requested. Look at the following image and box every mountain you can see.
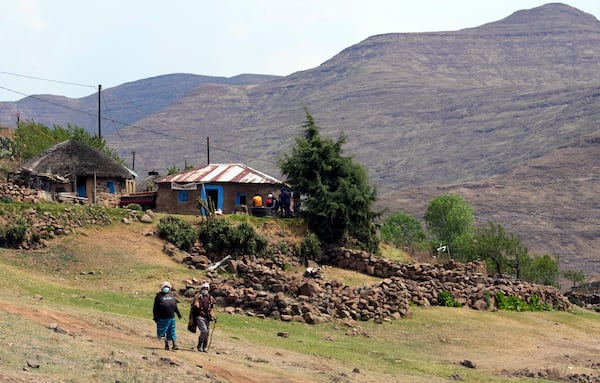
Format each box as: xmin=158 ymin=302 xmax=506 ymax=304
xmin=0 ymin=3 xmax=598 ymax=277
xmin=0 ymin=73 xmax=280 ymax=136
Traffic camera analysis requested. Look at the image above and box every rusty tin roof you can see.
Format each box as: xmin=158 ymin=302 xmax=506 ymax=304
xmin=155 ymin=163 xmax=282 ymax=185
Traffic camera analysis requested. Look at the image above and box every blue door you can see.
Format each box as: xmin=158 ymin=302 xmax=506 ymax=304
xmin=199 ymin=185 xmax=223 ymax=215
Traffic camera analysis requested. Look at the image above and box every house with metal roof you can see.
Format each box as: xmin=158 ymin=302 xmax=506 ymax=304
xmin=154 ymin=163 xmax=283 ymax=215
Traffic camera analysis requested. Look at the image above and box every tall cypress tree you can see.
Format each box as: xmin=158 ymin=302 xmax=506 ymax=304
xmin=279 ymin=110 xmax=379 ymax=253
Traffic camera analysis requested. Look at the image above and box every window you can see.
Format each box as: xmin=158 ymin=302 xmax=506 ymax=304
xmin=237 ymin=193 xmax=247 ymax=206
xmin=178 ymin=190 xmax=189 ymax=202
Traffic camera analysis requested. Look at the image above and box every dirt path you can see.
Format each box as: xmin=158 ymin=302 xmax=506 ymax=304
xmin=1 ymin=299 xmax=359 ymax=383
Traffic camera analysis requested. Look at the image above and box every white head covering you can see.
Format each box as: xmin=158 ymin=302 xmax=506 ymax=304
xmin=160 ymin=281 xmax=171 ymax=289
xmin=200 ymin=282 xmax=210 ymax=289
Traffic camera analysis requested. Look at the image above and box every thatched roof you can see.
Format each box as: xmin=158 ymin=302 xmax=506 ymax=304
xmin=19 ymin=140 xmax=132 ymax=181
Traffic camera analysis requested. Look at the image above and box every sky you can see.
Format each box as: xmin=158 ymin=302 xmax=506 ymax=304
xmin=1 ymin=0 xmax=600 ymax=102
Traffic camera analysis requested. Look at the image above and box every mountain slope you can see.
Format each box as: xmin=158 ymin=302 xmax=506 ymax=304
xmin=0 ymin=3 xmax=598 ymax=274
xmin=377 ymin=130 xmax=600 ymax=274
xmin=0 ymin=73 xmax=280 ymax=137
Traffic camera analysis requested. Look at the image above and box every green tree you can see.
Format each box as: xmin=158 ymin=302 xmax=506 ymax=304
xmin=563 ymin=269 xmax=585 ymax=288
xmin=14 ymin=120 xmax=121 ymax=162
xmin=167 ymin=165 xmax=180 ymax=175
xmin=471 ymin=221 xmax=530 ymax=278
xmin=423 ymin=194 xmax=474 ymax=259
xmin=522 ymin=254 xmax=560 ymax=287
xmin=380 ymin=212 xmax=426 ymax=249
xmin=279 ymin=110 xmax=379 ymax=253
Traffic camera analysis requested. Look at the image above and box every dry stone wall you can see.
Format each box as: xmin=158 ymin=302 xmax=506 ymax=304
xmin=0 ymin=182 xmax=116 ymax=249
xmin=177 ymin=246 xmax=573 ymax=325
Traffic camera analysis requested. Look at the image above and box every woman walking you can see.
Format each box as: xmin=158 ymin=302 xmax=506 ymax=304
xmin=190 ymin=282 xmax=216 ymax=352
xmin=153 ymin=281 xmax=183 ymax=350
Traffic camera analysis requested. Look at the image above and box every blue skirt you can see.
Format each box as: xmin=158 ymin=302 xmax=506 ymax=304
xmin=156 ymin=317 xmax=177 ymax=341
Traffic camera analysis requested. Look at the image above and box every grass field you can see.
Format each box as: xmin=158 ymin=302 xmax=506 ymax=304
xmin=0 ymin=216 xmax=599 ymax=383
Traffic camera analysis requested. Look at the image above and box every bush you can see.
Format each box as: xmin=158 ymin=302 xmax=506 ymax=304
xmin=494 ymin=291 xmax=528 ymax=312
xmin=198 ymin=218 xmax=234 ymax=254
xmin=299 ymin=232 xmax=322 ymax=263
xmin=233 ymin=222 xmax=267 ymax=255
xmin=125 ymin=203 xmax=142 ymax=211
xmin=198 ymin=218 xmax=267 ymax=256
xmin=0 ymin=195 xmax=13 ymax=203
xmin=157 ymin=216 xmax=197 ymax=251
xmin=0 ymin=216 xmax=28 ymax=247
xmin=438 ymin=290 xmax=462 ymax=307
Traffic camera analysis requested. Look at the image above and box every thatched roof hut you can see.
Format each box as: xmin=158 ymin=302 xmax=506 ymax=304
xmin=18 ymin=140 xmax=132 ymax=181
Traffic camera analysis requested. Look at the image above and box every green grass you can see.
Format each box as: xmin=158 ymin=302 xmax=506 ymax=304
xmin=1 ymin=212 xmax=599 ymax=382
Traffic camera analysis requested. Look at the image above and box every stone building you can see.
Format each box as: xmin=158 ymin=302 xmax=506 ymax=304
xmin=154 ymin=163 xmax=283 ymax=215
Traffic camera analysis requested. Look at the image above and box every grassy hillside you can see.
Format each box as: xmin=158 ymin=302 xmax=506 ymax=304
xmin=0 ymin=215 xmax=599 ymax=383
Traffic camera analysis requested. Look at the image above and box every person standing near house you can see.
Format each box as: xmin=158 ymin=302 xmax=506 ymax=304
xmin=265 ymin=193 xmax=275 ymax=208
xmin=280 ymin=187 xmax=291 ymax=217
xmin=252 ymin=192 xmax=263 ymax=207
xmin=153 ymin=281 xmax=183 ymax=350
xmin=190 ymin=282 xmax=217 ymax=352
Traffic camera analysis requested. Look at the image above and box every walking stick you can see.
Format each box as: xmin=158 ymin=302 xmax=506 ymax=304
xmin=207 ymin=317 xmax=216 ymax=351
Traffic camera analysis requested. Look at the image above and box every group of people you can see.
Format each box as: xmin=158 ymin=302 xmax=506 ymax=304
xmin=252 ymin=187 xmax=301 ymax=218
xmin=152 ymin=281 xmax=216 ymax=352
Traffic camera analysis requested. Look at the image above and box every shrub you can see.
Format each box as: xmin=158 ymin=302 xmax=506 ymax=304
xmin=0 ymin=216 xmax=28 ymax=247
xmin=198 ymin=218 xmax=234 ymax=254
xmin=278 ymin=241 xmax=289 ymax=255
xmin=233 ymin=222 xmax=267 ymax=255
xmin=157 ymin=216 xmax=197 ymax=251
xmin=125 ymin=203 xmax=142 ymax=211
xmin=299 ymin=232 xmax=322 ymax=263
xmin=494 ymin=291 xmax=528 ymax=312
xmin=0 ymin=195 xmax=13 ymax=203
xmin=438 ymin=290 xmax=462 ymax=307
xmin=198 ymin=219 xmax=267 ymax=256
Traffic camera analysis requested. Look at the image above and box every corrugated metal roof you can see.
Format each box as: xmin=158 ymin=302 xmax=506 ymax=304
xmin=155 ymin=163 xmax=282 ymax=185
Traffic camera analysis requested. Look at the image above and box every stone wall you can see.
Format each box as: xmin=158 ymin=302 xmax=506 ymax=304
xmin=0 ymin=182 xmax=116 ymax=249
xmin=177 ymin=246 xmax=573 ymax=325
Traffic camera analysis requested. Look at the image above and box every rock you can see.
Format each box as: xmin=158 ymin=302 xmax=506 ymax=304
xmin=140 ymin=214 xmax=153 ymax=223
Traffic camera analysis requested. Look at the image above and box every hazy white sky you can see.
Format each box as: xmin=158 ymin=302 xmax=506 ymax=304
xmin=1 ymin=0 xmax=599 ymax=101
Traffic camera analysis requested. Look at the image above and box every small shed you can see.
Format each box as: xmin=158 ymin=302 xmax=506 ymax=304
xmin=154 ymin=163 xmax=283 ymax=215
xmin=10 ymin=140 xmax=134 ymax=206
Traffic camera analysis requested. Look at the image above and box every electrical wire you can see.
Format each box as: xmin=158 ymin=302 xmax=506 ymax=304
xmin=1 ymin=84 xmax=278 ymax=165
xmin=0 ymin=70 xmax=96 ymax=89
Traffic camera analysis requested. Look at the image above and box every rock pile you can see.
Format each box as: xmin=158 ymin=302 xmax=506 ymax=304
xmin=176 ymin=246 xmax=573 ymax=324
xmin=0 ymin=182 xmax=44 ymax=203
xmin=565 ymin=281 xmax=600 ymax=312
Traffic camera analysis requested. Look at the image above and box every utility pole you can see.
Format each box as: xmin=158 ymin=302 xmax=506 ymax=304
xmin=98 ymin=84 xmax=102 ymax=139
xmin=207 ymin=136 xmax=210 ymax=164
xmin=131 ymin=151 xmax=136 ymax=171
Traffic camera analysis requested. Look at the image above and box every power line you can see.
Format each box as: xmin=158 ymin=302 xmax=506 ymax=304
xmin=0 ymin=70 xmax=96 ymax=89
xmin=2 ymin=84 xmax=279 ymax=166
xmin=0 ymin=86 xmax=98 ymax=118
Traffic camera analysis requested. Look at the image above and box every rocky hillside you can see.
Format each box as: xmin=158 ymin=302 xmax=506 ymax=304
xmin=0 ymin=3 xmax=598 ymax=276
